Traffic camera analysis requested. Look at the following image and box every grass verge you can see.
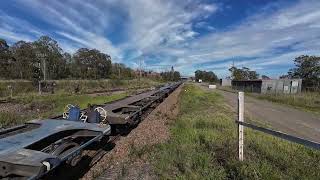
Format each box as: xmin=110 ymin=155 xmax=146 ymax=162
xmin=218 ymin=86 xmax=320 ymax=114
xmin=251 ymin=92 xmax=320 ymax=114
xmin=149 ymin=84 xmax=320 ymax=179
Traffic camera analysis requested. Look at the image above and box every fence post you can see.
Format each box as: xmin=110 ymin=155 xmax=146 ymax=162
xmin=238 ymin=92 xmax=244 ymax=161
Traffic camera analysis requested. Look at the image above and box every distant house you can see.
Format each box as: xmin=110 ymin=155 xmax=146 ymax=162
xmin=232 ymin=79 xmax=302 ymax=94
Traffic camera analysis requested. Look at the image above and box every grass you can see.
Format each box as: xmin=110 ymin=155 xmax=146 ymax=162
xmin=0 ymin=78 xmax=162 ymax=98
xmin=251 ymin=92 xmax=320 ymax=114
xmin=218 ymin=86 xmax=320 ymax=114
xmin=148 ymin=84 xmax=320 ymax=179
xmin=0 ymin=77 xmax=163 ymax=128
xmin=0 ymin=92 xmax=127 ymax=128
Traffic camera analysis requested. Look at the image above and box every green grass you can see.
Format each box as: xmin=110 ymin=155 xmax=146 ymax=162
xmin=0 ymin=78 xmax=162 ymax=98
xmin=149 ymin=84 xmax=320 ymax=179
xmin=218 ymin=86 xmax=320 ymax=114
xmin=0 ymin=77 xmax=163 ymax=128
xmin=0 ymin=92 xmax=127 ymax=128
xmin=251 ymin=92 xmax=320 ymax=114
xmin=0 ymin=112 xmax=24 ymax=128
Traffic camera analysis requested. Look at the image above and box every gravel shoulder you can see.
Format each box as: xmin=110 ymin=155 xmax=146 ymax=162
xmin=82 ymin=84 xmax=183 ymax=180
xmin=216 ymin=89 xmax=320 ymax=142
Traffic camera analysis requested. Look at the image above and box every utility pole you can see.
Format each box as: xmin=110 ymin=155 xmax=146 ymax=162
xmin=38 ymin=62 xmax=41 ymax=95
xmin=43 ymin=57 xmax=46 ymax=81
xmin=118 ymin=67 xmax=121 ymax=79
xmin=40 ymin=53 xmax=47 ymax=81
xmin=171 ymin=66 xmax=174 ymax=81
xmin=139 ymin=59 xmax=142 ymax=87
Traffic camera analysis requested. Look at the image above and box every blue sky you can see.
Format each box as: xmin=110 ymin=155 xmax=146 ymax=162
xmin=1 ymin=0 xmax=320 ymax=78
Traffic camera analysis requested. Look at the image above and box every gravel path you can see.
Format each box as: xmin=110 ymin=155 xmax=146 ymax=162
xmin=217 ymin=89 xmax=320 ymax=142
xmin=82 ymin=84 xmax=183 ymax=180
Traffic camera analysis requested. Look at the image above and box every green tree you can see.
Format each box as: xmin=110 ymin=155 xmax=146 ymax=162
xmin=10 ymin=41 xmax=37 ymax=79
xmin=261 ymin=75 xmax=270 ymax=80
xmin=33 ymin=36 xmax=65 ymax=80
xmin=287 ymin=55 xmax=320 ymax=88
xmin=160 ymin=71 xmax=181 ymax=81
xmin=111 ymin=63 xmax=134 ymax=79
xmin=229 ymin=67 xmax=259 ymax=80
xmin=195 ymin=70 xmax=218 ymax=82
xmin=0 ymin=39 xmax=14 ymax=79
xmin=288 ymin=55 xmax=320 ymax=79
xmin=73 ymin=48 xmax=112 ymax=79
xmin=173 ymin=71 xmax=181 ymax=81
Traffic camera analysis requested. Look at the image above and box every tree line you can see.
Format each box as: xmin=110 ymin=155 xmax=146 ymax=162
xmin=194 ymin=70 xmax=219 ymax=82
xmin=0 ymin=36 xmax=134 ymax=80
xmin=0 ymin=36 xmax=180 ymax=82
xmin=160 ymin=71 xmax=181 ymax=81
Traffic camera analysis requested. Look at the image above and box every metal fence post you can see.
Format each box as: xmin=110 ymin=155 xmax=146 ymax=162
xmin=238 ymin=92 xmax=244 ymax=161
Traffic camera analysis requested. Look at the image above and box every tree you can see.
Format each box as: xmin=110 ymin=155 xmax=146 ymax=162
xmin=173 ymin=71 xmax=181 ymax=81
xmin=286 ymin=55 xmax=320 ymax=88
xmin=194 ymin=70 xmax=218 ymax=82
xmin=10 ymin=41 xmax=37 ymax=79
xmin=288 ymin=55 xmax=320 ymax=80
xmin=73 ymin=48 xmax=112 ymax=79
xmin=160 ymin=71 xmax=181 ymax=81
xmin=0 ymin=39 xmax=9 ymax=50
xmin=261 ymin=75 xmax=270 ymax=80
xmin=229 ymin=67 xmax=259 ymax=80
xmin=279 ymin=74 xmax=290 ymax=79
xmin=0 ymin=39 xmax=14 ymax=79
xmin=62 ymin=52 xmax=73 ymax=79
xmin=33 ymin=36 xmax=65 ymax=80
xmin=111 ymin=63 xmax=134 ymax=79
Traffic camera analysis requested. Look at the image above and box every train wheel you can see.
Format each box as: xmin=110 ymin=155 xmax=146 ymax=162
xmin=52 ymin=142 xmax=82 ymax=167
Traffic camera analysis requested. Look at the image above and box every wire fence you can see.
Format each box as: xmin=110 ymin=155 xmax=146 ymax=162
xmin=236 ymin=92 xmax=320 ymax=161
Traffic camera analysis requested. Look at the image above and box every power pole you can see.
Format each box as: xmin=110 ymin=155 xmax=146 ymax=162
xmin=38 ymin=62 xmax=42 ymax=95
xmin=43 ymin=57 xmax=46 ymax=81
xmin=139 ymin=59 xmax=142 ymax=85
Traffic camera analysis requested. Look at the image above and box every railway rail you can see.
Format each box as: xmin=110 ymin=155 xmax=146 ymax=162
xmin=0 ymin=82 xmax=181 ymax=179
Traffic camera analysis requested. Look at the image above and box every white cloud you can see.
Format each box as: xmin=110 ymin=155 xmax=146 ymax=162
xmin=1 ymin=0 xmax=320 ymax=77
xmin=14 ymin=0 xmax=122 ymax=58
xmin=121 ymin=0 xmax=218 ymax=54
xmin=168 ymin=0 xmax=320 ymax=76
xmin=201 ymin=4 xmax=218 ymax=13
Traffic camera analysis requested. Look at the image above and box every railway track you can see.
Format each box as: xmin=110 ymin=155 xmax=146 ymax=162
xmin=0 ymin=82 xmax=181 ymax=179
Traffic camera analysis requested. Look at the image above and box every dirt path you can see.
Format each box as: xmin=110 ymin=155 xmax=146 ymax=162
xmin=216 ymin=89 xmax=320 ymax=142
xmin=82 ymin=84 xmax=183 ymax=180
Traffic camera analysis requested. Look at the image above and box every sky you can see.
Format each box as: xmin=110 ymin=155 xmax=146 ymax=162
xmin=1 ymin=0 xmax=320 ymax=78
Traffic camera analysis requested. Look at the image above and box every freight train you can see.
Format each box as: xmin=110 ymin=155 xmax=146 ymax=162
xmin=0 ymin=82 xmax=181 ymax=179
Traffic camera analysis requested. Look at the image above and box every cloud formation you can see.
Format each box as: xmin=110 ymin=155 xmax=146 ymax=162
xmin=0 ymin=0 xmax=319 ymax=77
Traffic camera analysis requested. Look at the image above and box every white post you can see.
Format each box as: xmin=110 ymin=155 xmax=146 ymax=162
xmin=238 ymin=92 xmax=244 ymax=161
